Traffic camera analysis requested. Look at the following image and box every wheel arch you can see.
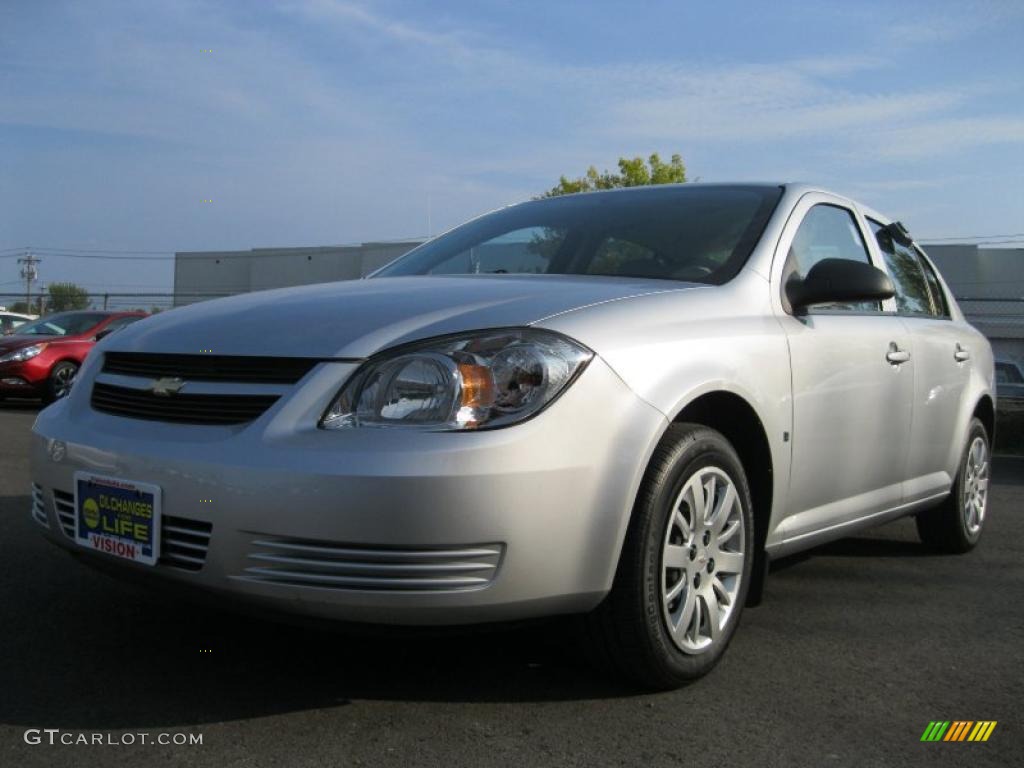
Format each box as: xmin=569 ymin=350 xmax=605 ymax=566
xmin=973 ymin=394 xmax=995 ymax=444
xmin=613 ymin=387 xmax=777 ymax=606
xmin=670 ymin=391 xmax=774 ymax=566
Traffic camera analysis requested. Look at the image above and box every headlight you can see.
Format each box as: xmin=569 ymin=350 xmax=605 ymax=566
xmin=321 ymin=329 xmax=592 ymax=430
xmin=0 ymin=344 xmax=47 ymax=363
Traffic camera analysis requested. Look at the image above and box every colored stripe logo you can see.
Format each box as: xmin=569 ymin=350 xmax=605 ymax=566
xmin=921 ymin=721 xmax=997 ymax=742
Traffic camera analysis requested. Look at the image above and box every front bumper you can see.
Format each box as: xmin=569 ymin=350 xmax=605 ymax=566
xmin=30 ymin=357 xmax=665 ymax=625
xmin=0 ymin=357 xmax=47 ymax=393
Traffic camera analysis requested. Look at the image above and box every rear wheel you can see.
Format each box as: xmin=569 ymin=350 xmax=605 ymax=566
xmin=585 ymin=423 xmax=754 ymax=690
xmin=44 ymin=361 xmax=79 ymax=404
xmin=916 ymin=417 xmax=990 ymax=553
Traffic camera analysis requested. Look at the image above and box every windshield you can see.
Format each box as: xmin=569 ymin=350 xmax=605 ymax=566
xmin=16 ymin=312 xmax=108 ymax=336
xmin=376 ymin=185 xmax=782 ymax=284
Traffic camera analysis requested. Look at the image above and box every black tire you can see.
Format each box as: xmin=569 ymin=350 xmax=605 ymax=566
xmin=916 ymin=417 xmax=990 ymax=553
xmin=584 ymin=423 xmax=755 ymax=690
xmin=43 ymin=361 xmax=79 ymax=404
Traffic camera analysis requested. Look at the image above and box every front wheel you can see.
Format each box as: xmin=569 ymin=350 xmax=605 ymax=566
xmin=585 ymin=423 xmax=754 ymax=690
xmin=43 ymin=361 xmax=79 ymax=404
xmin=916 ymin=417 xmax=990 ymax=553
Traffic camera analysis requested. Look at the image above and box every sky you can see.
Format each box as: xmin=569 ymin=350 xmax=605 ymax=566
xmin=1 ymin=0 xmax=1023 ymax=296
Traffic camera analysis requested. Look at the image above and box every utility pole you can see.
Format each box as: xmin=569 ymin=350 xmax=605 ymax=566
xmin=18 ymin=251 xmax=40 ymax=312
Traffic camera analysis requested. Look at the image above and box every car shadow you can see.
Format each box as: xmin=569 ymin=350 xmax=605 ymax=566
xmin=0 ymin=398 xmax=42 ymax=412
xmin=992 ymin=456 xmax=1024 ymax=486
xmin=768 ymin=535 xmax=928 ymax=575
xmin=0 ymin=482 xmax=1007 ymax=731
xmin=0 ymin=492 xmax=634 ymax=731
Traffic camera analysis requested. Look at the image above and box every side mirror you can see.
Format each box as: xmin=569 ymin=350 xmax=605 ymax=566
xmin=94 ymin=328 xmax=114 ymax=341
xmin=786 ymin=258 xmax=894 ymax=313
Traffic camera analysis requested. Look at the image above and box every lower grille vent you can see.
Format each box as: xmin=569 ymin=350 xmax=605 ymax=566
xmin=160 ymin=516 xmax=213 ymax=572
xmin=30 ymin=483 xmax=48 ymax=528
xmin=237 ymin=537 xmax=504 ymax=592
xmin=53 ymin=489 xmax=75 ymax=538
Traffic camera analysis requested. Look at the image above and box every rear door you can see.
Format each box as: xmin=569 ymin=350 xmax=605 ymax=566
xmin=867 ymin=219 xmax=970 ymax=502
xmin=773 ymin=194 xmax=914 ymax=543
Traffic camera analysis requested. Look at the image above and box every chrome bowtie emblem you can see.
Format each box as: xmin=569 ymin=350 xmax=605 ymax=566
xmin=148 ymin=376 xmax=185 ymax=397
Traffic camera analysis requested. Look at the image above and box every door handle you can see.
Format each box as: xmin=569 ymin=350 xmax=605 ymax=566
xmin=886 ymin=342 xmax=911 ymax=365
xmin=954 ymin=344 xmax=971 ymax=362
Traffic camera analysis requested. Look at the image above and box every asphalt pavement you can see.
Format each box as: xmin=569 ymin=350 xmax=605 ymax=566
xmin=1 ymin=401 xmax=1021 ymax=768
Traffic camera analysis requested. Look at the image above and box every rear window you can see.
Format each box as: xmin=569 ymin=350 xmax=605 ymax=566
xmin=917 ymin=251 xmax=950 ymax=318
xmin=868 ymin=219 xmax=940 ymax=316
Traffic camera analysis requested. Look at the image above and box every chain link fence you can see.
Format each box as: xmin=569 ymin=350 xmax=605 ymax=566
xmin=0 ymin=292 xmax=239 ymax=315
xmin=957 ymin=298 xmax=1024 ymax=340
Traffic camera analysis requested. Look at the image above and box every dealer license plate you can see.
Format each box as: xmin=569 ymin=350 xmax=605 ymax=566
xmin=74 ymin=472 xmax=161 ymax=566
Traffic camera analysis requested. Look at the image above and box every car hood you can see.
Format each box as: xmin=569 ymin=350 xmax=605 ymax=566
xmin=107 ymin=275 xmax=695 ymax=359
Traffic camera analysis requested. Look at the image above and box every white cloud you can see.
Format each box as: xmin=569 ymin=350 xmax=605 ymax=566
xmin=2 ymin=0 xmax=1022 ymax=257
xmin=859 ymin=116 xmax=1024 ymax=158
xmin=284 ymin=0 xmax=472 ymax=53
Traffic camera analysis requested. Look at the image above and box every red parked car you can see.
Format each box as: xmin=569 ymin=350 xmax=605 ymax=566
xmin=0 ymin=310 xmax=146 ymax=403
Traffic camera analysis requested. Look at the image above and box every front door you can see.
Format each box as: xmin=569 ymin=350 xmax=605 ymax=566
xmin=774 ymin=197 xmax=914 ymax=543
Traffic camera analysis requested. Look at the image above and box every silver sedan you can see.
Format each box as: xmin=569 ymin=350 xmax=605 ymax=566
xmin=30 ymin=183 xmax=994 ymax=688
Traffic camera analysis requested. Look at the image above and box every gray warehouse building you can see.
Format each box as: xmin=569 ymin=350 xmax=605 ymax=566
xmin=173 ymin=240 xmax=423 ymax=305
xmin=924 ymin=245 xmax=1024 ymax=362
xmin=173 ymin=240 xmax=1023 ymax=361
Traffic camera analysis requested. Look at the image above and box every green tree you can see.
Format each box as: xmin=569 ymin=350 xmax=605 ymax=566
xmin=542 ymin=152 xmax=687 ymax=198
xmin=529 ymin=153 xmax=689 ymax=270
xmin=47 ymin=282 xmax=91 ymax=312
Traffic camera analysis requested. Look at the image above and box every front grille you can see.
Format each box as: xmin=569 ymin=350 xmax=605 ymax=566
xmin=160 ymin=516 xmax=213 ymax=572
xmin=30 ymin=483 xmax=48 ymax=528
xmin=52 ymin=486 xmax=211 ymax=571
xmin=236 ymin=537 xmax=504 ymax=592
xmin=102 ymin=352 xmax=318 ymax=384
xmin=91 ymin=383 xmax=279 ymax=425
xmin=53 ymin=489 xmax=76 ymax=538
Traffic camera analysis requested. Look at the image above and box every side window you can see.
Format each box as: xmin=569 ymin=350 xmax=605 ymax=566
xmin=917 ymin=250 xmax=950 ymax=318
xmin=784 ymin=204 xmax=879 ymax=312
xmin=868 ymin=220 xmax=937 ymax=316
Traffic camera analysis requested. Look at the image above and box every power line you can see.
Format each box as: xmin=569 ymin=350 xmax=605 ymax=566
xmin=920 ymin=232 xmax=1024 ymax=242
xmin=0 ymin=245 xmax=175 ymax=255
xmin=0 ymin=236 xmax=429 ymax=259
xmin=921 ymin=239 xmax=1024 ymax=244
xmin=2 ymin=252 xmax=175 ymax=261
